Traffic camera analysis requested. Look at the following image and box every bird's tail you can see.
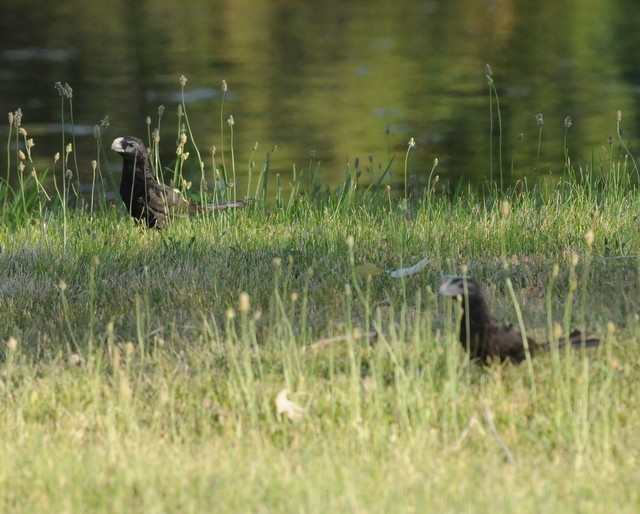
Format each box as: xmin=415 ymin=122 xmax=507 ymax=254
xmin=540 ymin=329 xmax=600 ymax=352
xmin=197 ymin=198 xmax=255 ymax=213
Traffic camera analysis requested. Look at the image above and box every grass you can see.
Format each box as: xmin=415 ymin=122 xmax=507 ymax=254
xmin=1 ymin=190 xmax=639 ymax=512
xmin=1 ymin=79 xmax=640 ymax=512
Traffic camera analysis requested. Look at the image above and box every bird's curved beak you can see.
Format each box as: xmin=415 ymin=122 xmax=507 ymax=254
xmin=438 ymin=276 xmax=459 ymax=296
xmin=439 ymin=275 xmax=473 ymax=297
xmin=111 ymin=137 xmax=124 ymax=152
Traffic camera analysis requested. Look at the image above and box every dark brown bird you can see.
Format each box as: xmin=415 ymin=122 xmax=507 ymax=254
xmin=439 ymin=276 xmax=599 ymax=364
xmin=111 ymin=136 xmax=250 ymax=228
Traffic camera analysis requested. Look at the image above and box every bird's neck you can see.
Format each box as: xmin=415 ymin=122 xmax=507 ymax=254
xmin=119 ymin=155 xmax=153 ymax=201
xmin=135 ymin=156 xmax=154 ymax=179
xmin=459 ymin=295 xmax=492 ymax=348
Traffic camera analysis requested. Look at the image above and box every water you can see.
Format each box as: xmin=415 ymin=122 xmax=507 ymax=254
xmin=2 ymin=0 xmax=640 ymax=197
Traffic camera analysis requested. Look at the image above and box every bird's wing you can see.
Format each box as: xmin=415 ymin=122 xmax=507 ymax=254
xmin=147 ymin=181 xmax=192 ymax=215
xmin=487 ymin=320 xmax=536 ymax=363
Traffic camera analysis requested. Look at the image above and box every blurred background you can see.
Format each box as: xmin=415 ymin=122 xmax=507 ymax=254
xmin=1 ymin=0 xmax=640 ymax=196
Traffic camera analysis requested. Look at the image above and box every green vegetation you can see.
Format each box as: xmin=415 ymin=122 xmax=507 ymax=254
xmin=2 ymin=98 xmax=640 ymax=512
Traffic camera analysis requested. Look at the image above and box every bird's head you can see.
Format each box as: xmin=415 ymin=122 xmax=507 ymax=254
xmin=111 ymin=136 xmax=148 ymax=160
xmin=438 ymin=275 xmax=482 ymax=300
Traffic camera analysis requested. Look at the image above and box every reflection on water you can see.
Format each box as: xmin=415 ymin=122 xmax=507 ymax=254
xmin=1 ymin=0 xmax=640 ymax=197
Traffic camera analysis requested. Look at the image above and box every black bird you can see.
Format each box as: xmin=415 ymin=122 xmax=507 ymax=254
xmin=439 ymin=276 xmax=600 ymax=364
xmin=111 ymin=136 xmax=250 ymax=229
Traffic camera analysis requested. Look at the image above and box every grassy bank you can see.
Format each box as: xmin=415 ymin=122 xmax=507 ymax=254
xmin=2 ymin=84 xmax=640 ymax=511
xmin=1 ymin=183 xmax=639 ymax=512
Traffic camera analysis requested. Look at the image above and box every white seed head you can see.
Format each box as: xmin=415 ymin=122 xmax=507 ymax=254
xmin=571 ymin=252 xmax=579 ymax=267
xmin=239 ymin=292 xmax=250 ymax=314
xmin=124 ymin=342 xmax=135 ymax=356
xmin=584 ymin=230 xmax=594 ymax=247
xmin=553 ymin=323 xmax=563 ymax=339
xmin=7 ymin=337 xmax=18 ymax=352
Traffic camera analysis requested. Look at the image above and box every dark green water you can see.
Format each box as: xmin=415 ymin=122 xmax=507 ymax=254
xmin=2 ymin=0 xmax=640 ymax=196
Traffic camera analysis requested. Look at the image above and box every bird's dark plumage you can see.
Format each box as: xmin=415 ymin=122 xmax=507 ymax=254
xmin=439 ymin=276 xmax=600 ymax=364
xmin=111 ymin=136 xmax=250 ymax=228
